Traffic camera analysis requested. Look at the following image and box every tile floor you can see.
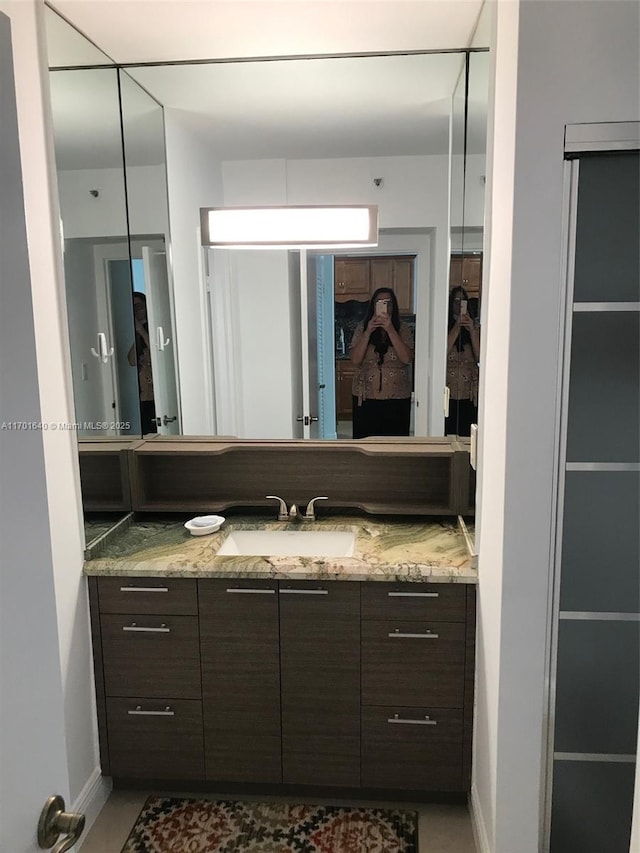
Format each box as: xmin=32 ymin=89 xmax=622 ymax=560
xmin=79 ymin=788 xmax=477 ymax=852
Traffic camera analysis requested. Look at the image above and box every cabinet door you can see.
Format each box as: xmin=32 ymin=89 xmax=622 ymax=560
xmin=336 ymin=361 xmax=357 ymax=420
xmin=361 ymin=620 xmax=466 ymax=707
xmin=106 ymin=697 xmax=204 ymax=780
xmin=199 ymin=579 xmax=281 ymax=783
xmin=361 ymin=706 xmax=463 ymax=791
xmin=370 ymin=258 xmax=394 ymax=292
xmin=370 ymin=257 xmax=414 ymax=313
xmin=392 ymin=258 xmax=414 ymax=313
xmin=100 ymin=613 xmax=201 ymax=698
xmin=279 ymin=581 xmax=360 ymax=787
xmin=335 ymin=258 xmax=370 ymax=301
xmin=449 ymin=254 xmax=482 ymax=299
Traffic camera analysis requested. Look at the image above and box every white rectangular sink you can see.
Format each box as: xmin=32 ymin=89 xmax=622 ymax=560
xmin=217 ymin=529 xmax=356 ymax=557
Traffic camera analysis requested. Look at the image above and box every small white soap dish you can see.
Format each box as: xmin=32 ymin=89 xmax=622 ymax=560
xmin=184 ymin=515 xmax=225 ymax=536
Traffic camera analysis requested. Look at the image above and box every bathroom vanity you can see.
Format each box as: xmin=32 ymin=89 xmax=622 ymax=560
xmin=85 ymin=515 xmax=477 ymax=798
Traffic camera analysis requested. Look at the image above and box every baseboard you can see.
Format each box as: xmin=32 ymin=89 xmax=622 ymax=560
xmin=72 ymin=767 xmax=112 ymax=849
xmin=470 ymin=783 xmax=491 ymax=853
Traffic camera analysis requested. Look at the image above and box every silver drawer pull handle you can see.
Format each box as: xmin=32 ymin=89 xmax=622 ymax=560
xmin=120 ymin=586 xmax=169 ymax=593
xmin=388 ymin=630 xmax=439 ymax=639
xmin=388 ymin=714 xmax=437 ymax=726
xmin=122 ymin=623 xmax=170 ymax=633
xmin=279 ymin=589 xmax=329 ymax=595
xmin=128 ymin=705 xmax=174 ymax=716
xmin=388 ymin=591 xmax=439 ymax=598
xmin=226 ymin=588 xmax=276 ymax=594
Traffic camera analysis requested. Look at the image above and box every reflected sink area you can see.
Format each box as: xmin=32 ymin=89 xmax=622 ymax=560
xmin=217 ymin=529 xmax=356 ymax=557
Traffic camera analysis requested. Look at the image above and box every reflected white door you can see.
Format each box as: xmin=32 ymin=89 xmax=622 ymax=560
xmin=106 ymin=258 xmax=140 ymax=434
xmin=289 ymin=252 xmax=305 ymax=438
xmin=143 ymin=246 xmax=181 ymax=434
xmin=299 ymin=253 xmax=336 ymax=440
xmin=310 ymin=254 xmax=337 ymax=440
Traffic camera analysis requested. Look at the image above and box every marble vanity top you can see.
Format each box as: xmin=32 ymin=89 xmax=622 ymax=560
xmin=84 ymin=514 xmax=477 ymax=584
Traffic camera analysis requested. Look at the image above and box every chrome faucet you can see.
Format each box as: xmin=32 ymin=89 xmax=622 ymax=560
xmin=266 ymin=495 xmax=328 ymax=522
xmin=266 ymin=495 xmax=300 ymax=521
xmin=303 ymin=496 xmax=328 ymax=521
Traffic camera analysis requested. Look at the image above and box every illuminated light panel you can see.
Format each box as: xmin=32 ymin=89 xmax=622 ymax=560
xmin=200 ymin=205 xmax=378 ymax=248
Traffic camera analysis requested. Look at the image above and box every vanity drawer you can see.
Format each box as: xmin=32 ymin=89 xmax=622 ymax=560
xmin=278 ymin=579 xmax=360 ymax=617
xmin=361 ymin=620 xmax=466 ymax=707
xmin=100 ymin=614 xmax=201 ymax=698
xmin=106 ymin=697 xmax=204 ymax=780
xmin=361 ymin=582 xmax=466 ymax=622
xmin=361 ymin=705 xmax=463 ymax=791
xmin=97 ymin=576 xmax=198 ymax=615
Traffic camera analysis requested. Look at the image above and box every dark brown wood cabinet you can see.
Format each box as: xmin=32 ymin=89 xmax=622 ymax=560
xmin=88 ymin=576 xmax=204 ymax=780
xmin=279 ymin=581 xmax=360 ymax=787
xmin=105 ymin=697 xmax=205 ymax=780
xmin=361 ymin=705 xmax=464 ymax=791
xmin=100 ymin=613 xmax=201 ymax=699
xmin=361 ymin=619 xmax=466 ymax=708
xmin=360 ymin=582 xmax=475 ymax=792
xmin=199 ymin=578 xmax=281 ymax=783
xmin=89 ymin=575 xmax=475 ymax=795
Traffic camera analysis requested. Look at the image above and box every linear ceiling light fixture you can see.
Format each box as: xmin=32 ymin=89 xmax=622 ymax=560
xmin=200 ymin=204 xmax=378 ymax=248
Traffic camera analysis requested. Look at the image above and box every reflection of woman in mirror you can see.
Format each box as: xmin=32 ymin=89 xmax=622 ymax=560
xmin=445 ymin=285 xmax=480 ymax=436
xmin=127 ymin=292 xmax=157 ymax=435
xmin=350 ymin=287 xmax=414 ymax=439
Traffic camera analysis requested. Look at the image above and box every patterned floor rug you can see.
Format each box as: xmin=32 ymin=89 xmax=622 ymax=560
xmin=121 ymin=796 xmax=418 ymax=853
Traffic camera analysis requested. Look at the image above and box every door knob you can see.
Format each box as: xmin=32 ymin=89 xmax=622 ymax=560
xmin=162 ymin=415 xmax=177 ymax=425
xmin=38 ymin=795 xmax=85 ymax=853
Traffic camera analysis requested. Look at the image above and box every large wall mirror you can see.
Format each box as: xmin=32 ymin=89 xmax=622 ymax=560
xmin=46 ymin=7 xmax=488 ymax=443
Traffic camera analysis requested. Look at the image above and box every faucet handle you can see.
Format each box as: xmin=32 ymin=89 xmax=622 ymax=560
xmin=304 ymin=496 xmax=328 ymax=521
xmin=266 ymin=495 xmax=289 ymax=521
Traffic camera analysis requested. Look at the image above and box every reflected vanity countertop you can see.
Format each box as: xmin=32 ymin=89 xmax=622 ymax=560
xmin=84 ymin=513 xmax=133 ymax=559
xmin=84 ymin=514 xmax=477 ymax=583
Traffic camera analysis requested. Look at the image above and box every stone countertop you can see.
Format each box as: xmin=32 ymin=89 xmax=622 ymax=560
xmin=84 ymin=514 xmax=477 ymax=584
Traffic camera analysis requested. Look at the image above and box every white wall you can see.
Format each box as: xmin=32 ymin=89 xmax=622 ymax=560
xmin=222 ymin=153 xmax=454 ymax=225
xmin=57 ymin=164 xmax=167 ymax=238
xmin=474 ymin=2 xmax=640 ymax=851
xmin=164 ymin=110 xmax=224 ymax=434
xmin=451 ymin=153 xmax=486 ymax=227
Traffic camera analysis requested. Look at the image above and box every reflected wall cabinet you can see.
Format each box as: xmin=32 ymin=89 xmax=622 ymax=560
xmin=335 ymin=256 xmax=415 ymax=313
xmin=546 ymin=123 xmax=639 ymax=853
xmin=449 ymin=253 xmax=482 ymax=300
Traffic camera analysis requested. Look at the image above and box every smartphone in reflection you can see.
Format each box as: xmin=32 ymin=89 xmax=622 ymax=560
xmin=375 ymin=300 xmax=387 ymax=316
xmin=460 ymin=299 xmax=468 ymax=315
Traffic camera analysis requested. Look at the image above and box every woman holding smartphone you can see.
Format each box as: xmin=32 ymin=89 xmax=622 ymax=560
xmin=445 ymin=285 xmax=480 ymax=436
xmin=349 ymin=287 xmax=414 ymax=438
